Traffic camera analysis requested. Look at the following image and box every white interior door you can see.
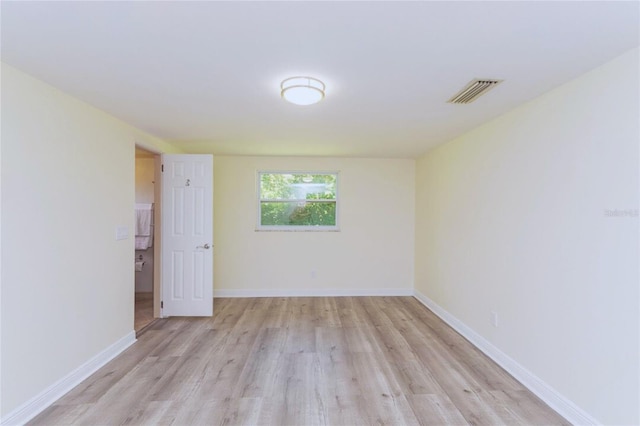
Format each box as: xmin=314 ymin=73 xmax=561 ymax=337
xmin=161 ymin=154 xmax=213 ymax=317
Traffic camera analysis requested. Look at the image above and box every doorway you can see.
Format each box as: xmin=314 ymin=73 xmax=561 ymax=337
xmin=134 ymin=146 xmax=159 ymax=333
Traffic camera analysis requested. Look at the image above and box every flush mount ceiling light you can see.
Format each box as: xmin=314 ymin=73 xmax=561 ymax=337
xmin=281 ymin=76 xmax=325 ymax=106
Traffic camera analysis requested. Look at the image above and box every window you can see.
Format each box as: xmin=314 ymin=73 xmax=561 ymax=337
xmin=257 ymin=171 xmax=339 ymax=231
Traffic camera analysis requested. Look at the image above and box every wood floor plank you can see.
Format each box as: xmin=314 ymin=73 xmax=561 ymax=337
xmin=194 ymin=328 xmax=263 ymax=401
xmin=317 ymin=350 xmax=362 ymax=400
xmin=28 ymin=297 xmax=567 ymax=426
xmin=397 ymin=297 xmax=526 ymax=392
xmin=325 ymin=394 xmax=375 ymax=426
xmin=315 ymin=325 xmax=349 ymax=353
xmin=378 ymin=297 xmax=541 ymax=426
xmin=44 ymin=327 xmax=171 ymax=406
xmin=208 ymin=297 xmax=253 ymax=330
xmin=385 ymin=313 xmax=508 ymax=424
xmin=313 ymin=297 xmax=342 ymax=328
xmin=120 ymin=400 xmax=175 ymax=426
xmin=406 ymin=394 xmax=469 ymax=426
xmin=70 ymin=355 xmax=179 ymax=425
xmin=28 ymin=403 xmax=93 ymax=426
xmin=369 ymin=324 xmax=446 ymax=395
xmin=484 ymin=390 xmax=571 ymax=425
xmin=335 ymin=297 xmax=367 ymax=327
xmin=219 ymin=397 xmax=265 ymax=426
xmin=229 ymin=297 xmax=274 ymax=331
xmin=268 ymin=352 xmax=329 ymax=426
xmin=148 ymin=318 xmax=209 ymax=357
xmin=261 ymin=297 xmax=291 ymax=328
xmin=283 ymin=325 xmax=317 ymax=354
xmin=342 ymin=326 xmax=377 ymax=353
xmin=145 ymin=329 xmax=227 ymax=402
xmin=170 ymin=398 xmax=228 ymax=425
xmin=232 ymin=327 xmax=287 ymax=398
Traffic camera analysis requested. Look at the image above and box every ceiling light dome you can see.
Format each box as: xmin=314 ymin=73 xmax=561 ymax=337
xmin=281 ymin=76 xmax=325 ymax=106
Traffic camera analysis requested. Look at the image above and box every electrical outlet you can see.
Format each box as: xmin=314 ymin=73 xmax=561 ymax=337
xmin=491 ymin=311 xmax=499 ymax=328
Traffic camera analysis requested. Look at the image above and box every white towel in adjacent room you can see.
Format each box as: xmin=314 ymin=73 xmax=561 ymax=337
xmin=135 ymin=203 xmax=153 ymax=249
xmin=135 ymin=236 xmax=152 ymax=250
xmin=135 ymin=204 xmax=153 ymax=236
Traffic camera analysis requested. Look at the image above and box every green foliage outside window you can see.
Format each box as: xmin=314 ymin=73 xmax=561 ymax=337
xmin=259 ymin=172 xmax=338 ymax=228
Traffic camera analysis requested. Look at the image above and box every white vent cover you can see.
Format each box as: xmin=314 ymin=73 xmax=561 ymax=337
xmin=447 ymin=79 xmax=503 ymax=104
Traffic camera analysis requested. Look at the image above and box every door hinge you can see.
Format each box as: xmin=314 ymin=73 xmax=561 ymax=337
xmin=161 ymin=164 xmax=164 ymax=172
xmin=161 ymin=301 xmax=164 ymax=309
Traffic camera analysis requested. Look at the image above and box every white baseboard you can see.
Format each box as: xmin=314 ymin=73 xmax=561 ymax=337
xmin=1 ymin=331 xmax=137 ymax=426
xmin=214 ymin=288 xmax=414 ymax=298
xmin=413 ymin=290 xmax=599 ymax=426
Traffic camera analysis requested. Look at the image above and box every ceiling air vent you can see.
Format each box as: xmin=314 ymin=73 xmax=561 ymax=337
xmin=447 ymin=79 xmax=503 ymax=104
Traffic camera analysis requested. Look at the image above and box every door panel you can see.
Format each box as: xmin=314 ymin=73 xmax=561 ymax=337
xmin=162 ymin=154 xmax=213 ymax=317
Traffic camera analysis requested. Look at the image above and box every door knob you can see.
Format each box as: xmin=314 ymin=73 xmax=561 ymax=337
xmin=197 ymin=243 xmax=211 ymax=249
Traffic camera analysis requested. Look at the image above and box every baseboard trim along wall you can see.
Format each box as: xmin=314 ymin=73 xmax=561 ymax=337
xmin=214 ymin=288 xmax=414 ymax=298
xmin=1 ymin=331 xmax=137 ymax=426
xmin=413 ymin=290 xmax=599 ymax=426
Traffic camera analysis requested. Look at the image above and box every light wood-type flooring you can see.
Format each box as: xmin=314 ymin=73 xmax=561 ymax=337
xmin=30 ymin=297 xmax=568 ymax=425
xmin=134 ymin=292 xmax=154 ymax=334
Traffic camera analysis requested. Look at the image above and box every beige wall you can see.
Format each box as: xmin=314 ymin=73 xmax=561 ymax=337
xmin=415 ymin=48 xmax=639 ymax=425
xmin=135 ymin=157 xmax=155 ymax=204
xmin=0 ymin=63 xmax=180 ymax=417
xmin=214 ymin=156 xmax=415 ymax=296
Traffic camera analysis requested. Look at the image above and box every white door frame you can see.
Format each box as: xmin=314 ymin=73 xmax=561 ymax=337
xmin=136 ymin=148 xmax=214 ymax=319
xmin=134 ymin=144 xmax=163 ymax=319
xmin=153 ymin=154 xmax=163 ymax=318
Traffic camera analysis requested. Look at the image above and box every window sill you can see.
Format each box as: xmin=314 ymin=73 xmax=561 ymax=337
xmin=255 ymin=227 xmax=340 ymax=232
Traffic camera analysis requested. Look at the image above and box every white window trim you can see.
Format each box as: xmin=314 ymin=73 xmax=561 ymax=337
xmin=256 ymin=170 xmax=340 ymax=232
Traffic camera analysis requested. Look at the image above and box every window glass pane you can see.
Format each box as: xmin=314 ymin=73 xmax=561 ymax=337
xmin=258 ymin=172 xmax=338 ymax=229
xmin=260 ymin=173 xmax=336 ymax=201
xmin=261 ymin=201 xmax=336 ymax=226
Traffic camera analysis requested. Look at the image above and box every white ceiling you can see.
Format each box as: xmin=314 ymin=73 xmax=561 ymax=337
xmin=2 ymin=1 xmax=638 ymax=158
